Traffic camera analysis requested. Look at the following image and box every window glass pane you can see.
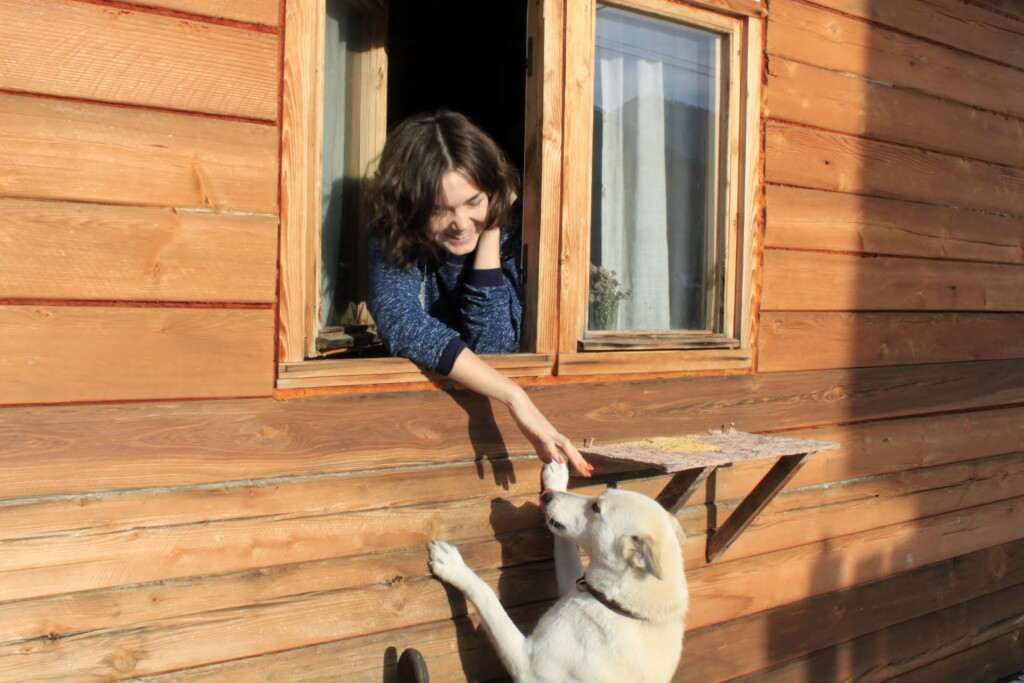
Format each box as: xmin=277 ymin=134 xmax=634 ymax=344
xmin=322 ymin=0 xmax=366 ymax=328
xmin=589 ymin=6 xmax=724 ymax=333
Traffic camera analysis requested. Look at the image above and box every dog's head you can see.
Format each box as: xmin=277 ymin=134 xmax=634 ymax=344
xmin=541 ymin=487 xmax=685 ymax=581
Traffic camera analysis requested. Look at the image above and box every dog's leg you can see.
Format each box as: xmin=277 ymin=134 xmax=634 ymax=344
xmin=429 ymin=541 xmax=530 ymax=679
xmin=542 ymin=462 xmax=585 ymax=597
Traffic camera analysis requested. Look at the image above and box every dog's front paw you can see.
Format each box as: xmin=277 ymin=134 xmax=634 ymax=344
xmin=428 ymin=540 xmax=469 ymax=585
xmin=542 ymin=460 xmax=570 ymax=493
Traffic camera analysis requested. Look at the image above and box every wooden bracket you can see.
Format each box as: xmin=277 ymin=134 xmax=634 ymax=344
xmin=576 ymin=431 xmax=838 ymax=563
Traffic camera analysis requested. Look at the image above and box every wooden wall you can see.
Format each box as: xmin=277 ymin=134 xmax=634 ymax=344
xmin=0 ymin=0 xmax=280 ymax=405
xmin=1 ymin=0 xmax=1023 ymax=682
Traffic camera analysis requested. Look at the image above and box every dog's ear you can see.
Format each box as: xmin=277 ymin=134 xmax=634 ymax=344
xmin=624 ymin=534 xmax=663 ymax=580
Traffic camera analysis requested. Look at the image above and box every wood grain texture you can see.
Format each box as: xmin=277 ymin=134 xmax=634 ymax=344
xmin=0 ymin=0 xmax=279 ymax=119
xmin=126 ymin=538 xmax=1024 ymax=682
xmin=766 ymin=55 xmax=1024 ymax=170
xmin=761 ymin=249 xmax=1024 ymax=312
xmin=766 ymin=123 xmax=1024 ymax=216
xmin=767 ymin=0 xmax=1024 ymax=117
xmin=1 ymin=362 xmax=1023 ymax=499
xmin=0 ymin=305 xmax=274 ymax=405
xmin=0 ymin=466 xmax=1019 ymax=678
xmin=804 ymin=0 xmax=1024 ymax=69
xmin=765 ymin=186 xmax=1024 ymax=264
xmin=557 ymin=0 xmax=596 ymax=354
xmin=759 ymin=312 xmax=1024 ymax=371
xmin=123 ymin=0 xmax=281 ymax=26
xmin=0 ymin=93 xmax=279 ymax=212
xmin=1 ymin=492 xmax=1020 ymax=679
xmin=738 ymin=581 xmax=1024 ymax=682
xmin=277 ymin=0 xmax=321 ymax=363
xmin=0 ymin=199 xmax=278 ymax=303
xmin=675 ymin=540 xmax=1024 ymax=682
xmin=889 ymin=628 xmax=1024 ymax=683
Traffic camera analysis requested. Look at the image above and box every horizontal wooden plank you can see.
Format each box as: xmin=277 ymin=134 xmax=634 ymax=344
xmin=2 ymin=495 xmax=1021 ymax=679
xmin=2 ymin=361 xmax=1023 ymax=493
xmin=675 ymin=539 xmax=1024 ymax=682
xmin=759 ymin=312 xmax=1024 ymax=371
xmin=124 ymin=0 xmax=281 ymax=26
xmin=765 ymin=185 xmax=1024 ymax=264
xmin=0 ymin=92 xmax=279 ymax=213
xmin=556 ymin=349 xmax=753 ymax=376
xmin=0 ymin=556 xmax=553 ymax=681
xmin=277 ymin=354 xmax=555 ymax=390
xmin=147 ymin=603 xmax=542 ymax=683
xmin=0 ymin=305 xmax=274 ymax=405
xmin=147 ymin=540 xmax=1024 ymax=683
xmin=766 ymin=122 xmax=1024 ymax=216
xmin=0 ymin=0 xmax=278 ymax=119
xmin=686 ymin=494 xmax=1024 ymax=630
xmin=739 ymin=580 xmax=1024 ymax=682
xmin=0 ymin=533 xmax=550 ymax=665
xmin=762 ymin=250 xmax=1024 ymax=312
xmin=2 ymin=448 xmax=1019 ymax=612
xmin=0 ymin=199 xmax=277 ymax=303
xmin=718 ymin=451 xmax=1024 ymax=562
xmin=803 ymin=0 xmax=1024 ymax=70
xmin=5 ymin=404 xmax=1023 ymax=549
xmin=890 ymin=628 xmax=1024 ymax=683
xmin=767 ymin=0 xmax=1024 ymax=116
xmin=766 ymin=55 xmax=1024 ymax=169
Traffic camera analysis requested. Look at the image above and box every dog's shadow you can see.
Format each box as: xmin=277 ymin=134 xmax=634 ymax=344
xmin=433 ymin=496 xmax=542 ymax=682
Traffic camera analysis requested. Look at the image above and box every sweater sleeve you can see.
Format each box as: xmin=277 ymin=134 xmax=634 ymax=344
xmin=368 ymin=237 xmax=467 ymax=374
xmin=459 ymin=208 xmax=525 ymax=354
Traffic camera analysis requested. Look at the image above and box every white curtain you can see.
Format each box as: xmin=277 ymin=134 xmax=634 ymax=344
xmin=591 ymin=7 xmax=719 ymax=333
xmin=321 ymin=1 xmax=361 ymax=328
xmin=597 ymin=56 xmax=671 ymax=330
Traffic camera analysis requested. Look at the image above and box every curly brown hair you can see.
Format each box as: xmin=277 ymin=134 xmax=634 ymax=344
xmin=365 ymin=110 xmax=520 ymax=270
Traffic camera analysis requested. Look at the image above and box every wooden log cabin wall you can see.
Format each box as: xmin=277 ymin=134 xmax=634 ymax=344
xmin=0 ymin=0 xmax=1022 ymax=681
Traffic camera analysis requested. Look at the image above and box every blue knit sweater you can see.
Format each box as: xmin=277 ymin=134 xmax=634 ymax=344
xmin=368 ymin=203 xmax=524 ymax=375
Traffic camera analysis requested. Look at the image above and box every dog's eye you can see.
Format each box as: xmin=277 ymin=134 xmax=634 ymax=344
xmin=591 ymin=502 xmax=601 ymax=514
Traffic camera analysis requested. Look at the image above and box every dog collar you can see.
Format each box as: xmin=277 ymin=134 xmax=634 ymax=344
xmin=576 ymin=577 xmax=646 ymax=621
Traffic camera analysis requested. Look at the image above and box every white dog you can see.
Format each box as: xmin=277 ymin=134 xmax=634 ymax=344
xmin=428 ymin=461 xmax=688 ymax=683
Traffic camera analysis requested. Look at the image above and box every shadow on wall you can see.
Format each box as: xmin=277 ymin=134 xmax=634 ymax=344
xmin=760 ymin=0 xmax=1024 ymax=679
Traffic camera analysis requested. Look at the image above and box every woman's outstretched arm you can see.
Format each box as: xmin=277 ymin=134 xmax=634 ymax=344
xmin=448 ymin=348 xmax=593 ymax=477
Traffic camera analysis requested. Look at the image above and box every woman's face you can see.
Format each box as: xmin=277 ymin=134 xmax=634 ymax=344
xmin=427 ymin=170 xmax=490 ymax=256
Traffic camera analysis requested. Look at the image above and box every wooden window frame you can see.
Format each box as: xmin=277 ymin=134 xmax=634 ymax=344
xmin=555 ymin=0 xmax=763 ymax=377
xmin=278 ymin=0 xmax=561 ymax=390
xmin=277 ymin=0 xmax=762 ymax=390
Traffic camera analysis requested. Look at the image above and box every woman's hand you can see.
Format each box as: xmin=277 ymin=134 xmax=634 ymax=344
xmin=506 ymin=390 xmax=594 ymax=477
xmin=472 ymin=223 xmax=502 ymax=270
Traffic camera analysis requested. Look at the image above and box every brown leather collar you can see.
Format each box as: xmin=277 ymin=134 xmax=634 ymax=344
xmin=576 ymin=577 xmax=646 ymax=621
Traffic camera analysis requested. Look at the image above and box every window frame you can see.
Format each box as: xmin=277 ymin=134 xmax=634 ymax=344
xmin=555 ymin=0 xmax=763 ymax=376
xmin=276 ymin=0 xmax=763 ymax=390
xmin=278 ymin=0 xmax=561 ymax=390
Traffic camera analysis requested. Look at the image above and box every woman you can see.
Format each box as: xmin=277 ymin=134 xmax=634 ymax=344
xmin=366 ymin=110 xmax=592 ymax=476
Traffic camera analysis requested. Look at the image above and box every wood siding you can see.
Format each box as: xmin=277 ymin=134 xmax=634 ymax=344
xmin=0 ymin=0 xmax=279 ymax=406
xmin=0 ymin=0 xmax=1022 ymax=682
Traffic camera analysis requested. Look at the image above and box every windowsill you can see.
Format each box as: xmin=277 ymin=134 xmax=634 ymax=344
xmin=556 ymin=348 xmax=753 ymax=376
xmin=579 ymin=331 xmax=742 ymax=352
xmin=276 ymin=353 xmax=555 ymax=390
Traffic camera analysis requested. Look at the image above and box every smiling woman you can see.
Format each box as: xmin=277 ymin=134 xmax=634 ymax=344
xmin=364 ymin=109 xmax=592 ymax=476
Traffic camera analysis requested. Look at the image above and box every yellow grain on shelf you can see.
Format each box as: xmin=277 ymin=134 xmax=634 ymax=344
xmin=611 ymin=436 xmax=719 ymax=453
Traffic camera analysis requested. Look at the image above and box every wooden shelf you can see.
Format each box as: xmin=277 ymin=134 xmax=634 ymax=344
xmin=575 ymin=430 xmax=839 ymax=562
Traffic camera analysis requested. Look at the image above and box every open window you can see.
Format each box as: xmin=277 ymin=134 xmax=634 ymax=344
xmin=278 ymin=0 xmax=548 ymax=389
xmin=556 ymin=0 xmax=763 ymax=376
